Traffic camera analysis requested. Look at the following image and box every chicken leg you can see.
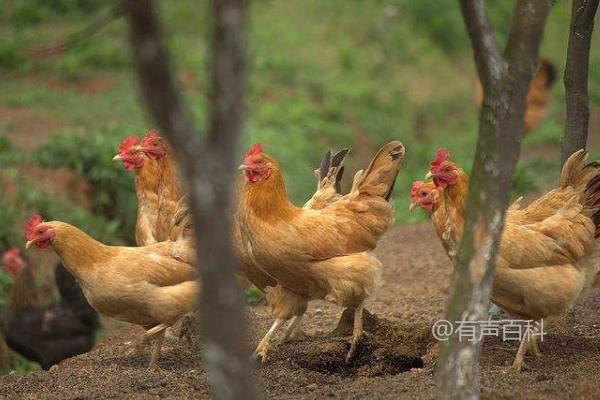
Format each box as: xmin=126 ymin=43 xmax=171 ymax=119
xmin=509 ymin=323 xmax=542 ymax=372
xmin=252 ymin=318 xmax=286 ymax=363
xmin=280 ymin=315 xmax=305 ymax=343
xmin=149 ymin=329 xmax=166 ymax=371
xmin=345 ymin=304 xmax=364 ymax=363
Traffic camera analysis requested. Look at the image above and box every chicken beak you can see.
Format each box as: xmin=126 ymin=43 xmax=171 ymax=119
xmin=238 ymin=164 xmax=250 ymax=171
xmin=409 ymin=202 xmax=417 ymax=212
xmin=112 ymin=154 xmax=122 ymax=161
xmin=25 ymin=240 xmax=33 ymax=249
xmin=425 ymin=171 xmax=433 ymax=180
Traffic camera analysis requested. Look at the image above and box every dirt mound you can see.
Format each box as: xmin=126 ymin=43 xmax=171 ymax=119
xmin=292 ymin=310 xmax=430 ymax=377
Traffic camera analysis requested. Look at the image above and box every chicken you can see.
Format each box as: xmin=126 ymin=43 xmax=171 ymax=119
xmin=234 ymin=147 xmax=351 ymax=343
xmin=412 ymin=148 xmax=600 ymax=371
xmin=113 ymin=130 xmax=185 ymax=246
xmin=1 ymin=248 xmax=98 ymax=370
xmin=475 ymin=58 xmax=556 ymax=134
xmin=236 ymin=141 xmax=404 ymax=362
xmin=24 ymin=209 xmax=199 ymax=370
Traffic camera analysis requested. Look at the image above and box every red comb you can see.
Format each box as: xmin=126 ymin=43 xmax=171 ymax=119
xmin=141 ymin=129 xmax=160 ymax=147
xmin=118 ymin=135 xmax=140 ymax=153
xmin=2 ymin=248 xmax=21 ymax=263
xmin=26 ymin=215 xmax=43 ymax=241
xmin=411 ymin=180 xmax=425 ymax=198
xmin=246 ymin=144 xmax=263 ymax=157
xmin=430 ymin=148 xmax=451 ymax=168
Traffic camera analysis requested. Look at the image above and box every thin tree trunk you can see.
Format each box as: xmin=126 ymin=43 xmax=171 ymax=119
xmin=122 ymin=1 xmax=258 ymax=400
xmin=436 ymin=1 xmax=552 ymax=399
xmin=561 ymin=0 xmax=599 ymax=165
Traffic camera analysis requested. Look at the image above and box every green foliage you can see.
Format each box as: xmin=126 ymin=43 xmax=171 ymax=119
xmin=0 ymin=1 xmax=592 ymax=322
xmin=0 ymin=32 xmax=27 ymax=70
xmin=35 ymin=129 xmax=137 ymax=242
xmin=245 ymin=286 xmax=266 ymax=305
xmin=0 ymin=353 xmax=41 ymax=376
xmin=8 ymin=0 xmax=107 ymax=27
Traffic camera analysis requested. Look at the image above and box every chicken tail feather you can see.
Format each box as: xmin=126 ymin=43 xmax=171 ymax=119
xmin=561 ymin=149 xmax=600 ymax=236
xmin=316 ymin=148 xmax=350 ymax=194
xmin=355 ymin=141 xmax=405 ymax=201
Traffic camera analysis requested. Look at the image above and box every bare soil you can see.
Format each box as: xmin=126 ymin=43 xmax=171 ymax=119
xmin=0 ymin=103 xmax=63 ymax=150
xmin=0 ymin=223 xmax=598 ymax=399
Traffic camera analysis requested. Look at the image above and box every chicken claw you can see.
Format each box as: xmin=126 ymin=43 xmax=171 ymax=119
xmin=507 ymin=332 xmax=538 ymax=372
xmin=252 ymin=318 xmax=286 ymax=363
xmin=345 ymin=305 xmax=364 ymax=363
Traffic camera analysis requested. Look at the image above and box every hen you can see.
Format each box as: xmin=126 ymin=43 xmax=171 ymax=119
xmin=114 ymin=130 xmax=185 ymax=245
xmin=237 ymin=141 xmax=404 ymax=362
xmin=24 ymin=209 xmax=199 ymax=370
xmin=412 ymin=149 xmax=600 ymax=371
xmin=475 ymin=58 xmax=556 ymax=134
xmin=1 ymin=248 xmax=98 ymax=370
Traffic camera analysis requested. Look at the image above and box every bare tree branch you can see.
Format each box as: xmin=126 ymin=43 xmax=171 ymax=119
xmin=28 ymin=5 xmax=124 ymax=60
xmin=437 ymin=1 xmax=552 ymax=398
xmin=561 ymin=0 xmax=599 ymax=165
xmin=459 ymin=0 xmax=503 ymax=89
xmin=122 ymin=1 xmax=258 ymax=399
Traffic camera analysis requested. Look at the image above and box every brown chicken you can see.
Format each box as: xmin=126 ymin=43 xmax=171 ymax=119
xmin=114 ymin=130 xmax=185 ymax=246
xmin=475 ymin=58 xmax=557 ymax=134
xmin=234 ymin=147 xmax=352 ymax=343
xmin=412 ymin=149 xmax=600 ymax=371
xmin=24 ymin=210 xmax=199 ymax=370
xmin=236 ymin=141 xmax=404 ymax=362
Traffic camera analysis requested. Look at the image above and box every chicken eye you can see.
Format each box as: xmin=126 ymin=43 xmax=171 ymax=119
xmin=420 ymin=191 xmax=428 ymax=197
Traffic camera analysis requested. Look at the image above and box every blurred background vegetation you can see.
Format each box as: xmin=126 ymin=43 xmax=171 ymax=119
xmin=0 ymin=0 xmax=598 ymax=373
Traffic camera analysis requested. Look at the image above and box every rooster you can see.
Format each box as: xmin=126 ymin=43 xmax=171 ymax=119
xmin=24 ymin=208 xmax=199 ymax=370
xmin=1 ymin=248 xmax=98 ymax=370
xmin=237 ymin=141 xmax=404 ymax=362
xmin=475 ymin=58 xmax=557 ymax=134
xmin=412 ymin=149 xmax=600 ymax=371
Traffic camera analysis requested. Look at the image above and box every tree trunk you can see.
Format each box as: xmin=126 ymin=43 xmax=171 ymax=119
xmin=122 ymin=1 xmax=259 ymax=400
xmin=436 ymin=1 xmax=552 ymax=399
xmin=561 ymin=0 xmax=599 ymax=165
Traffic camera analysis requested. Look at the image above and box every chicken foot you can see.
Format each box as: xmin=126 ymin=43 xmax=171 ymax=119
xmin=509 ymin=323 xmax=542 ymax=372
xmin=252 ymin=318 xmax=286 ymax=363
xmin=345 ymin=304 xmax=364 ymax=363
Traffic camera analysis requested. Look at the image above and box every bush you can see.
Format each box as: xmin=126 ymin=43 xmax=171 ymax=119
xmin=35 ymin=129 xmax=137 ymax=242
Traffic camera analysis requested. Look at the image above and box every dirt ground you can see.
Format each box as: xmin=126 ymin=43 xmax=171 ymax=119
xmin=0 ymin=223 xmax=599 ymax=399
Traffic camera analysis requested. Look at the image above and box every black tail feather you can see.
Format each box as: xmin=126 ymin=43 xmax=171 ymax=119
xmin=318 ymin=150 xmax=332 ymax=182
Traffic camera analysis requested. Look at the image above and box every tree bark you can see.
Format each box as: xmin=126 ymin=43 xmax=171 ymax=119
xmin=436 ymin=1 xmax=552 ymax=399
xmin=122 ymin=1 xmax=259 ymax=400
xmin=561 ymin=0 xmax=599 ymax=165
